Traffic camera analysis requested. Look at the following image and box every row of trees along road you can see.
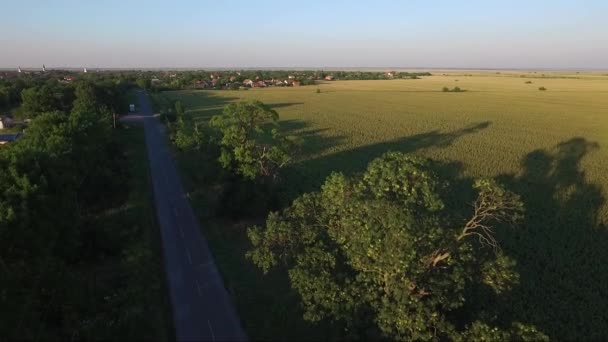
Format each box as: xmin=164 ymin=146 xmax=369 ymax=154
xmin=0 ymin=78 xmax=150 ymax=339
xmin=168 ymin=99 xmax=547 ymax=340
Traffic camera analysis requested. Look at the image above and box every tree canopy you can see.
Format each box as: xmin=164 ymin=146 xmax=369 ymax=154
xmin=247 ymin=152 xmax=546 ymax=340
xmin=210 ymin=100 xmax=294 ymax=181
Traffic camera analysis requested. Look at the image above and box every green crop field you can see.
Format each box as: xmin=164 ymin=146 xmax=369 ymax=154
xmin=162 ymin=71 xmax=608 ymax=340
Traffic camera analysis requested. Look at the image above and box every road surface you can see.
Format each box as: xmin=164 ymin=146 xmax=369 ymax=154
xmin=134 ymin=90 xmax=247 ymax=341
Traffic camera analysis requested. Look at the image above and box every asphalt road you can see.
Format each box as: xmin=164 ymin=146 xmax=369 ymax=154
xmin=134 ymin=90 xmax=247 ymax=341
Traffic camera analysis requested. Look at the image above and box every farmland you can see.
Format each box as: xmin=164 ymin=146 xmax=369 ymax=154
xmin=162 ymin=71 xmax=608 ymax=340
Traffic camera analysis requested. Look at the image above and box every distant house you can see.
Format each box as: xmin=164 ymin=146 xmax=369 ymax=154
xmin=255 ymin=80 xmax=266 ymax=87
xmin=0 ymin=133 xmax=21 ymax=145
xmin=194 ymin=80 xmax=210 ymax=89
xmin=385 ymin=71 xmax=395 ymax=78
xmin=292 ymin=81 xmax=301 ymax=87
xmin=325 ymin=75 xmax=334 ymax=81
xmin=288 ymin=75 xmax=295 ymax=79
xmin=0 ymin=116 xmax=13 ymax=130
xmin=229 ymin=76 xmax=236 ymax=82
xmin=63 ymin=76 xmax=75 ymax=82
xmin=243 ymin=79 xmax=254 ymax=87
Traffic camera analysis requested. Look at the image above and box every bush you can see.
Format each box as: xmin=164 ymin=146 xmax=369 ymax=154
xmin=218 ymin=177 xmax=281 ymax=218
xmin=160 ymin=110 xmax=177 ymax=123
xmin=443 ymin=86 xmax=465 ymax=92
xmin=539 ymin=86 xmax=547 ymax=91
xmin=525 ymin=81 xmax=533 ymax=84
xmin=315 ymin=88 xmax=321 ymax=94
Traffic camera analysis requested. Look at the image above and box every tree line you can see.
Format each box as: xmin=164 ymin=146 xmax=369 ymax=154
xmin=0 ymin=76 xmax=168 ymax=339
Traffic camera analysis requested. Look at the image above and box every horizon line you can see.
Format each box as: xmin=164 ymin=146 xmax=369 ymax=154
xmin=2 ymin=66 xmax=607 ymax=72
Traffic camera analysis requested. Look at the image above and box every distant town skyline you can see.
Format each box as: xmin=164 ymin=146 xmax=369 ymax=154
xmin=1 ymin=0 xmax=607 ymax=69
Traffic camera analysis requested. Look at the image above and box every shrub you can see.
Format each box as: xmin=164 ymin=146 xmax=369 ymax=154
xmin=316 ymin=88 xmax=321 ymax=94
xmin=539 ymin=86 xmax=547 ymax=91
xmin=442 ymin=86 xmax=450 ymax=92
xmin=160 ymin=110 xmax=177 ymax=123
xmin=525 ymin=81 xmax=533 ymax=84
xmin=453 ymin=86 xmax=462 ymax=92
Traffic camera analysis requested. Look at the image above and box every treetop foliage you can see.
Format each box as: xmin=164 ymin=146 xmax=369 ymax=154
xmin=247 ymin=151 xmax=545 ymax=340
xmin=210 ymin=100 xmax=294 ymax=181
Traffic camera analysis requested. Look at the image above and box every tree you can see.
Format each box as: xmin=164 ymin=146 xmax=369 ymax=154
xmin=19 ymin=85 xmax=59 ymax=117
xmin=72 ymin=81 xmax=100 ymax=115
xmin=210 ymin=100 xmax=294 ymax=181
xmin=174 ymin=100 xmax=185 ymax=121
xmin=247 ymin=152 xmax=545 ymax=340
xmin=136 ymin=78 xmax=151 ymax=90
xmin=0 ymin=86 xmax=9 ymax=108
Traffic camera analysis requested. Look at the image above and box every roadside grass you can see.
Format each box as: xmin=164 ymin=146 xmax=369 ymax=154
xmin=164 ymin=110 xmax=341 ymax=340
xmin=163 ymin=72 xmax=608 ymax=340
xmin=114 ymin=123 xmax=174 ymax=340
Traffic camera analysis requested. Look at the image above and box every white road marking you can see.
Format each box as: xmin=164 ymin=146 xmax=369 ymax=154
xmin=186 ymin=248 xmax=192 ymax=264
xmin=207 ymin=320 xmax=216 ymax=341
xmin=195 ymin=280 xmax=202 ymax=296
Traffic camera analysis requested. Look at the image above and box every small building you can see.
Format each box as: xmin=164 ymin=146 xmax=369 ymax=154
xmin=325 ymin=75 xmax=334 ymax=81
xmin=194 ymin=80 xmax=210 ymax=89
xmin=229 ymin=76 xmax=236 ymax=82
xmin=243 ymin=79 xmax=254 ymax=87
xmin=0 ymin=116 xmax=13 ymax=130
xmin=0 ymin=133 xmax=21 ymax=145
xmin=292 ymin=81 xmax=301 ymax=87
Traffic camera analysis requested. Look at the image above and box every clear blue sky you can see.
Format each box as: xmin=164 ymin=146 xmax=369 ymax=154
xmin=1 ymin=0 xmax=606 ymax=69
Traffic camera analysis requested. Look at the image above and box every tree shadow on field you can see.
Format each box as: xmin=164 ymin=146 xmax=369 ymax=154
xmin=180 ymin=91 xmax=304 ymax=127
xmin=172 ymin=91 xmax=239 ymax=124
xmin=493 ymin=138 xmax=607 ymax=340
xmin=279 ymin=119 xmax=346 ymax=160
xmin=284 ymin=121 xmax=491 ymax=196
xmin=270 ymin=102 xmax=304 ymax=109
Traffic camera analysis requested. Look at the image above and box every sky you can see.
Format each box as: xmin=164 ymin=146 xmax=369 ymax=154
xmin=1 ymin=0 xmax=607 ymax=69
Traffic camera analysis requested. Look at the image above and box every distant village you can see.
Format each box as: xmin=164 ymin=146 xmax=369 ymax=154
xmin=0 ymin=66 xmax=431 ymax=143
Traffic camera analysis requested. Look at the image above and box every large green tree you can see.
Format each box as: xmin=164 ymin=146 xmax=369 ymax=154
xmin=210 ymin=100 xmax=294 ymax=181
xmin=0 ymin=86 xmax=9 ymax=108
xmin=248 ymin=152 xmax=546 ymax=340
xmin=19 ymin=85 xmax=60 ymax=117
